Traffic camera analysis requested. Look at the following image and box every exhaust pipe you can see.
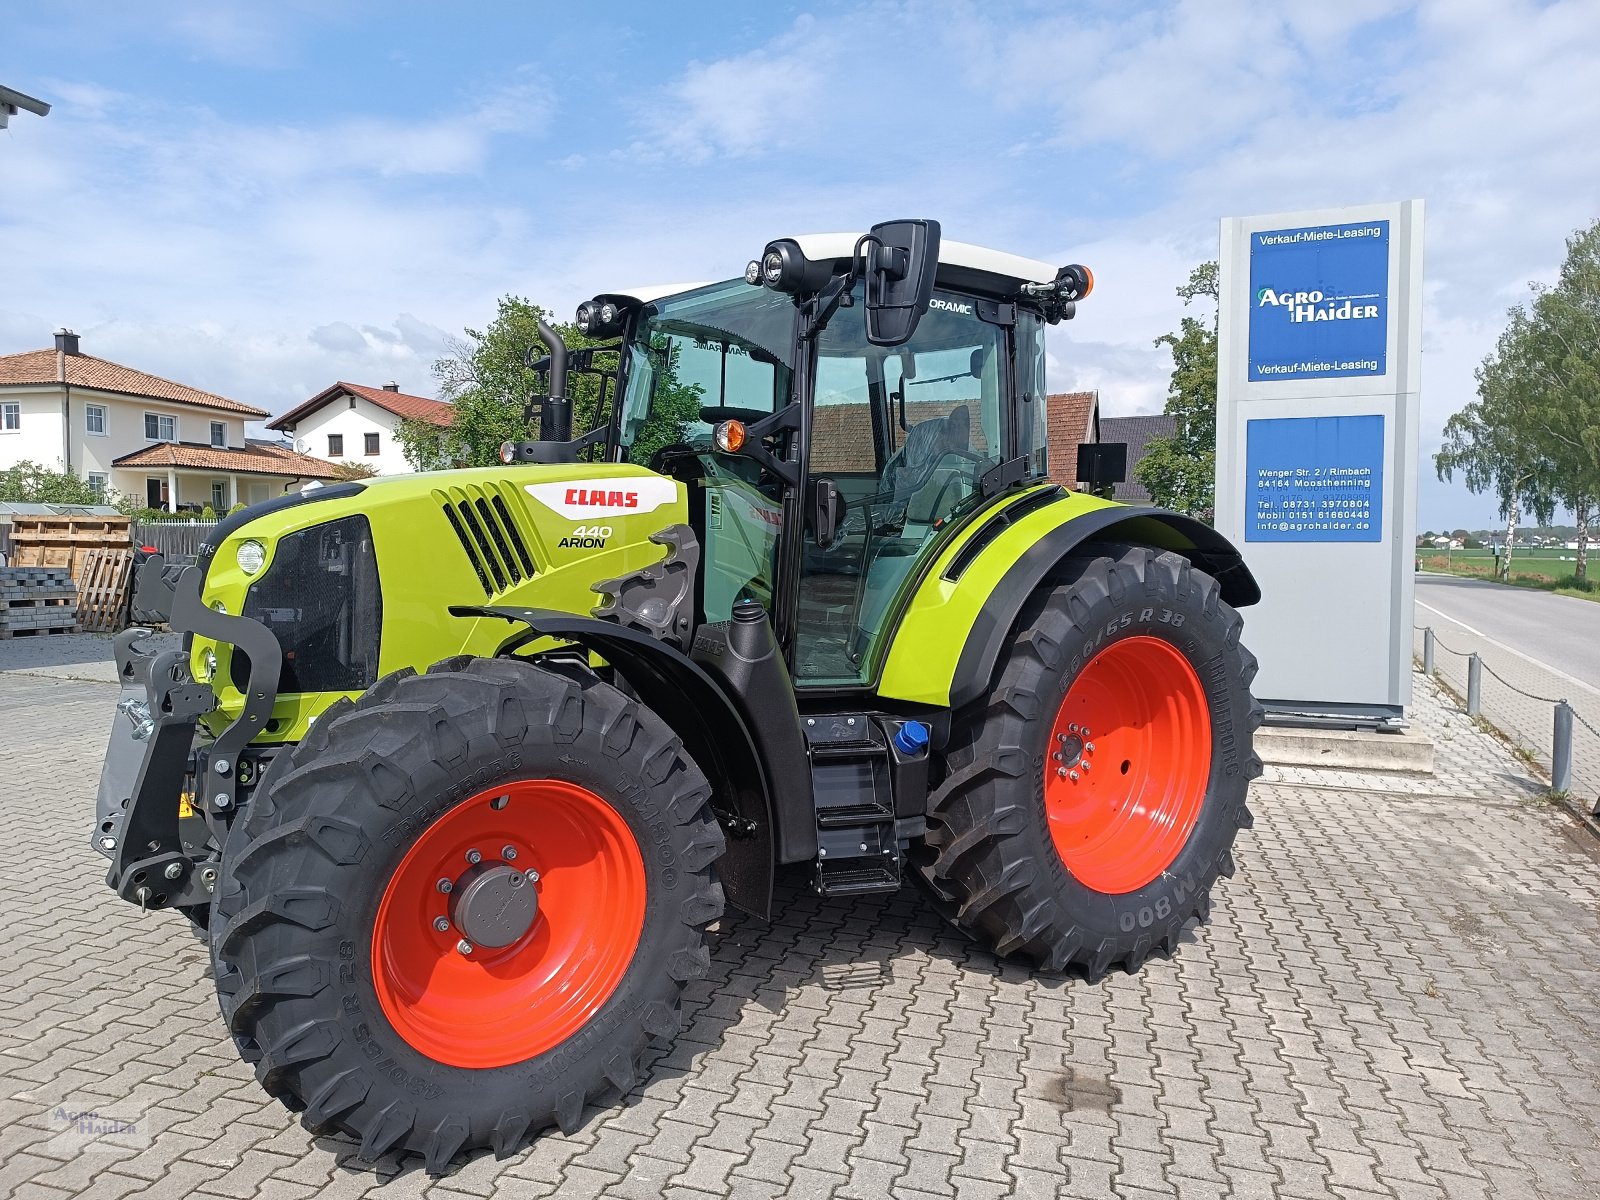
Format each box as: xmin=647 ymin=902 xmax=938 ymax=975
xmin=535 ymin=318 xmax=570 ymax=443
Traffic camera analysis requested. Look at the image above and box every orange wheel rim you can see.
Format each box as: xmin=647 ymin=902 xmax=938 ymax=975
xmin=1044 ymin=636 xmax=1212 ymax=894
xmin=371 ymin=779 xmax=646 ymax=1069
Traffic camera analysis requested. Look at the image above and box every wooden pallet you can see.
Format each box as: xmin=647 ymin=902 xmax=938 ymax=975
xmin=8 ymin=515 xmax=132 ymax=584
xmin=0 ymin=623 xmax=81 ymax=639
xmin=77 ymin=548 xmax=134 ymax=633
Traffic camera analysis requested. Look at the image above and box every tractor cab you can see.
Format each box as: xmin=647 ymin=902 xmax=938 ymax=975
xmin=558 ymin=224 xmax=1092 ymax=689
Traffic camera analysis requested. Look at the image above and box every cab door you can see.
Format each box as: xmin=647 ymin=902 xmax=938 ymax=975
xmin=794 ymin=289 xmax=1010 ymax=686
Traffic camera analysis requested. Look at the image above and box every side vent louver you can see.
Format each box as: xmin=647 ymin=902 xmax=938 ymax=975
xmin=437 ymin=485 xmax=536 ymax=597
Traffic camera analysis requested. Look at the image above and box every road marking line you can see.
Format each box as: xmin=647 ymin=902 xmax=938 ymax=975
xmin=1416 ymin=600 xmax=1600 ymax=702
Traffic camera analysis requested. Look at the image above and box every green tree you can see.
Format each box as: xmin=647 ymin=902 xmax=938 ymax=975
xmin=329 ymin=460 xmax=381 ymax=480
xmin=0 ymin=461 xmax=102 ymax=505
xmin=1136 ymin=262 xmax=1218 ymax=520
xmin=1438 ymin=218 xmax=1600 ymax=581
xmin=1435 ymin=313 xmax=1557 ymax=579
xmin=1521 ymin=219 xmax=1600 ymax=581
xmin=397 ymin=295 xmax=704 ymax=471
xmin=396 ymin=296 xmax=611 ymax=470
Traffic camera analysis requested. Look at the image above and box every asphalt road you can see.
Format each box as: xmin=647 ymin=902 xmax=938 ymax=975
xmin=1415 ymin=572 xmax=1600 ymax=696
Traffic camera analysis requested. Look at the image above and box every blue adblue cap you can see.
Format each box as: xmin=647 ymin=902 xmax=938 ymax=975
xmin=892 ymin=720 xmax=930 ymax=755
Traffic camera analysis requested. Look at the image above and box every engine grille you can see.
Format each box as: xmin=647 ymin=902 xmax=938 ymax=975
xmin=437 ymin=483 xmax=536 ymax=597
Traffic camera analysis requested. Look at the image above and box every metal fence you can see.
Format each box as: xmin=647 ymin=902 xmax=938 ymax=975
xmin=1416 ymin=624 xmax=1600 ymax=815
xmin=132 ymin=520 xmax=218 ymax=562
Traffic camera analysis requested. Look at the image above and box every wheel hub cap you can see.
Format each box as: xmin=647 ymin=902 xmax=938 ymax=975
xmin=448 ymin=861 xmax=537 ymax=948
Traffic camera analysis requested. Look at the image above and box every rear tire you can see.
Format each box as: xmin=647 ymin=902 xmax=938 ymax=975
xmin=209 ymin=656 xmax=724 ymax=1173
xmin=913 ymin=545 xmax=1262 ymax=980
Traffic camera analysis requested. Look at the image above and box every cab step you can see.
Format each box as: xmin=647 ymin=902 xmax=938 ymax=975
xmin=805 ymin=712 xmax=932 ymax=899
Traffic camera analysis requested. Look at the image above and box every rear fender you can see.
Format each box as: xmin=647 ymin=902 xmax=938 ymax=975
xmin=454 ymin=606 xmax=782 ymax=920
xmin=877 ymin=495 xmax=1260 ymax=709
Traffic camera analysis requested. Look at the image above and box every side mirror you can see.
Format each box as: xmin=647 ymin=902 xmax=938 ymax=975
xmin=810 ymin=478 xmax=848 ymax=548
xmin=863 ymin=218 xmax=941 ymax=347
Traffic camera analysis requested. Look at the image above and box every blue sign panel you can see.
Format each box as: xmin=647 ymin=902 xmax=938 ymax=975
xmin=1248 ymin=221 xmax=1389 ymax=381
xmin=1245 ymin=415 xmax=1384 ymax=542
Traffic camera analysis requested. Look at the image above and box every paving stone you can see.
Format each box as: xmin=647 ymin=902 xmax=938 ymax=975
xmin=7 ymin=655 xmax=1600 ymax=1199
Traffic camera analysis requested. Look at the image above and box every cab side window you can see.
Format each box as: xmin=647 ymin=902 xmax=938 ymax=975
xmin=795 ymin=289 xmax=1008 ymax=684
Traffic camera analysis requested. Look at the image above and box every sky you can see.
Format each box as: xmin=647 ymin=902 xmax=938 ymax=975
xmin=2 ymin=0 xmax=1597 ymax=530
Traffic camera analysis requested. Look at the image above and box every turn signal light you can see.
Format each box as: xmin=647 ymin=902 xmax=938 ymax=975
xmin=712 ymin=420 xmax=746 ymax=453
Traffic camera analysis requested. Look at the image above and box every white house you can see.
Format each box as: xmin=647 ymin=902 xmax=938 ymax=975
xmin=0 ymin=331 xmax=341 ymax=510
xmin=268 ymin=381 xmax=452 ymax=475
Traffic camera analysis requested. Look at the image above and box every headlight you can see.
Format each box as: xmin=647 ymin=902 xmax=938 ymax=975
xmin=575 ymin=301 xmax=596 ymax=334
xmin=744 ymin=259 xmax=763 ymax=285
xmin=210 ymin=600 xmax=228 ymax=615
xmin=236 ymin=539 xmax=266 ymax=575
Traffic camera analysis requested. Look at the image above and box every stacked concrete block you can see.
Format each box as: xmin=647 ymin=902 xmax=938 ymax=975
xmin=0 ymin=566 xmax=79 ymax=638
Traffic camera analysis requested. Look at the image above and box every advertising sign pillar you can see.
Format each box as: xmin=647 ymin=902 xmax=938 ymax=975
xmin=1214 ymin=201 xmax=1424 ymax=725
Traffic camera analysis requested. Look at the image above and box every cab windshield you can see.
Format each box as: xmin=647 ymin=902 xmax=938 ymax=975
xmin=616 ymin=279 xmax=796 ymax=466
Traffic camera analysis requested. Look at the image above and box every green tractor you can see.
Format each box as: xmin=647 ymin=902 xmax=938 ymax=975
xmin=95 ymin=220 xmax=1261 ymax=1171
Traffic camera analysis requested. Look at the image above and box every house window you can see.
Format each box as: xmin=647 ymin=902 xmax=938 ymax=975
xmin=364 ymin=432 xmax=380 ymax=456
xmin=1 ymin=402 xmax=18 ymax=431
xmin=144 ymin=413 xmax=176 ymax=442
xmin=86 ymin=404 xmax=107 ymax=435
xmin=327 ymin=433 xmax=344 ymax=457
xmin=146 ymin=478 xmax=169 ymax=509
xmin=210 ymin=421 xmax=226 ymax=448
xmin=212 ymin=480 xmax=227 ymax=510
xmin=88 ymin=472 xmax=108 ymax=497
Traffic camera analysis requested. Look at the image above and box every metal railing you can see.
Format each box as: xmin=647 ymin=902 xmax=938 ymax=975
xmin=1419 ymin=625 xmax=1600 ymax=813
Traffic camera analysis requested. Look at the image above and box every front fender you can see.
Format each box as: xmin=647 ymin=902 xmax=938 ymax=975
xmin=453 ymin=606 xmax=782 ymax=920
xmin=877 ymin=492 xmax=1260 ymax=709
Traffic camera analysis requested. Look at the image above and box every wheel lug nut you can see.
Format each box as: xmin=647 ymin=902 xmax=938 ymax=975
xmin=1081 ymin=761 xmax=1091 ymax=772
xmin=1057 ymin=767 xmax=1067 ymax=778
xmin=436 ymin=878 xmax=452 ymax=894
xmin=1086 ymin=742 xmax=1096 ymax=753
xmin=501 ymin=845 xmax=517 ymax=861
xmin=1069 ymin=770 xmax=1080 ymax=782
xmin=457 ymin=939 xmax=474 ymax=955
xmin=433 ymin=916 xmax=450 ymax=932
xmin=526 ymin=869 xmax=541 ymax=884
xmin=466 ymin=849 xmax=482 ymax=865
xmin=1069 ymin=723 xmax=1080 ymax=734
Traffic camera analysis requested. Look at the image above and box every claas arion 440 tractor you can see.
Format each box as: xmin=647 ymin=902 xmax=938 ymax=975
xmin=95 ymin=220 xmax=1261 ymax=1171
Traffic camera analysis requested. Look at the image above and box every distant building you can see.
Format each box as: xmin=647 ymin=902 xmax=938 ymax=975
xmin=0 ymin=332 xmax=340 ymax=510
xmin=1044 ymin=391 xmax=1100 ymax=489
xmin=269 ymin=381 xmax=453 ymax=475
xmin=1098 ymin=414 xmax=1177 ymax=503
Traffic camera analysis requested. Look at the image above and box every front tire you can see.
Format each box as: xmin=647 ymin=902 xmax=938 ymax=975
xmin=914 ymin=545 xmax=1262 ymax=980
xmin=209 ymin=656 xmax=724 ymax=1172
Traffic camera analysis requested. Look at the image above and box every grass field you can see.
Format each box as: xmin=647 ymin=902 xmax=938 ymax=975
xmin=1419 ymin=548 xmax=1598 ymax=601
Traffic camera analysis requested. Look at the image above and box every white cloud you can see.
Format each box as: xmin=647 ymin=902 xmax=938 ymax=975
xmin=4 ymin=0 xmax=1597 ymax=533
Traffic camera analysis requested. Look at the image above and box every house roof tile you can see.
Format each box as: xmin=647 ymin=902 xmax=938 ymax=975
xmin=267 ymin=381 xmax=453 ymax=431
xmin=1045 ymin=391 xmax=1100 ymax=487
xmin=112 ymin=439 xmax=345 ymax=479
xmin=0 ymin=348 xmax=267 ymax=416
xmin=1099 ymin=413 xmax=1177 ymax=502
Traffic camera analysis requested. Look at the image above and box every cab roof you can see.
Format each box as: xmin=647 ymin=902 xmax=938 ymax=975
xmin=607 ymin=233 xmax=1059 ymax=309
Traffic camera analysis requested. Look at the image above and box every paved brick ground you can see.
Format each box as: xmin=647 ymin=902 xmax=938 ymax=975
xmin=5 ymin=647 xmax=1600 ymax=1199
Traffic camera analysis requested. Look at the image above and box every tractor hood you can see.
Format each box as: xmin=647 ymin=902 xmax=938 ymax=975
xmin=190 ymin=463 xmax=690 ymax=742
